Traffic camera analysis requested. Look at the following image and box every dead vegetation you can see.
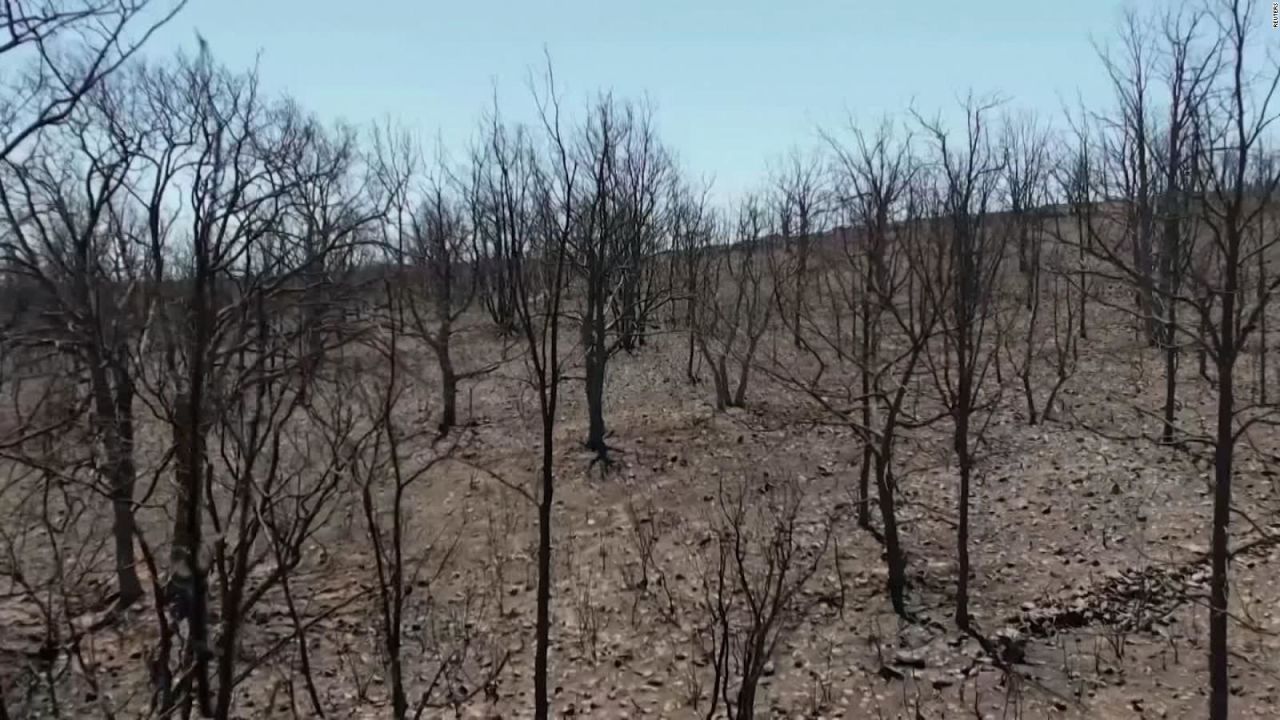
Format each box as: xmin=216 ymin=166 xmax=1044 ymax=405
xmin=2 ymin=2 xmax=1280 ymax=719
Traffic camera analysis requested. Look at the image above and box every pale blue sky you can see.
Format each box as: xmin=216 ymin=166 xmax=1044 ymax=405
xmin=148 ymin=0 xmax=1136 ymax=200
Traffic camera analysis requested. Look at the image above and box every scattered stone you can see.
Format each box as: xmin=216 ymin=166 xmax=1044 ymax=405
xmin=877 ymin=664 xmax=904 ymax=682
xmin=892 ymin=650 xmax=927 ymax=669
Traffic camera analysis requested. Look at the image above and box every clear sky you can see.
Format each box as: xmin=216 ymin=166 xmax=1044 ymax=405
xmin=147 ymin=0 xmax=1137 ymax=201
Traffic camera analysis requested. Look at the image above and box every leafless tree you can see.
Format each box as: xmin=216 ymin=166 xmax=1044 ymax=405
xmin=0 ymin=83 xmax=147 ymax=608
xmin=0 ymin=359 xmax=110 ymax=718
xmin=1001 ymin=112 xmax=1052 ymax=308
xmin=1078 ymin=3 xmax=1280 ymax=716
xmin=1059 ymin=119 xmax=1096 ymax=342
xmin=1098 ymin=10 xmax=1159 ymax=345
xmin=670 ymin=181 xmax=716 ymax=384
xmin=1182 ymin=5 xmax=1278 ymax=716
xmin=124 ymin=47 xmax=380 ymax=718
xmin=282 ymin=118 xmax=375 ymax=404
xmin=375 ymin=127 xmax=497 ymax=434
xmin=519 ymin=61 xmax=577 ymax=720
xmin=613 ymin=102 xmax=673 ymax=353
xmin=572 ymin=95 xmax=673 ymax=461
xmin=916 ymin=96 xmax=1006 ymax=631
xmin=997 ymin=117 xmax=1069 ymax=426
xmin=0 ymin=0 xmax=187 ymax=163
xmin=471 ymin=104 xmax=528 ymax=335
xmin=807 ymin=119 xmax=933 ymax=616
xmin=345 ymin=287 xmax=506 ymax=719
xmin=772 ymin=149 xmax=826 ymax=348
xmin=1006 ymin=162 xmax=1081 ymax=425
xmin=697 ymin=475 xmax=831 ymax=720
xmin=1150 ymin=6 xmax=1217 ymax=445
xmin=693 ymin=198 xmax=773 ymax=411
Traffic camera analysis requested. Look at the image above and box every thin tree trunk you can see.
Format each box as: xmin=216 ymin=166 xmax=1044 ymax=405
xmin=1209 ymin=228 xmax=1238 ymax=719
xmin=1079 ymin=212 xmax=1089 ymax=341
xmin=585 ymin=357 xmax=607 ymax=452
xmin=955 ymin=416 xmax=972 ymax=630
xmin=1162 ymin=324 xmax=1178 ymax=445
xmin=712 ymin=353 xmax=729 ymax=411
xmin=1209 ymin=357 xmax=1233 ymax=720
xmin=584 ymin=299 xmax=609 ymax=456
xmin=856 ymin=444 xmax=873 ymax=531
xmin=858 ymin=296 xmax=875 ymax=529
xmin=686 ymin=290 xmax=699 ymax=384
xmin=170 ymin=390 xmax=212 ymax=717
xmin=686 ymin=331 xmax=697 ymax=384
xmin=1021 ymin=286 xmax=1040 ymax=425
xmin=731 ymin=335 xmax=760 ymax=407
xmin=534 ymin=417 xmax=555 ymax=720
xmin=736 ymin=678 xmax=758 ymax=720
xmin=437 ymin=342 xmax=457 ymax=432
xmin=876 ymin=459 xmax=907 ymax=616
xmin=96 ymin=374 xmax=143 ymax=607
xmin=1259 ymin=240 xmax=1267 ymax=405
xmin=874 ymin=336 xmax=922 ymax=618
xmin=108 ymin=455 xmax=142 ymax=606
xmin=1160 ymin=197 xmax=1181 ymax=444
xmin=793 ymin=235 xmax=808 ymax=348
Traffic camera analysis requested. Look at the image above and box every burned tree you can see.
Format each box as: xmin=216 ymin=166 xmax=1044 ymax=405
xmin=916 ymin=97 xmax=1006 ymax=631
xmin=998 ymin=114 xmax=1064 ymax=425
xmin=283 ymin=120 xmax=375 ymax=401
xmin=1060 ymin=121 xmax=1096 ymax=342
xmin=613 ymin=104 xmax=673 ymax=353
xmin=472 ymin=106 xmax=527 ymax=334
xmin=0 ymin=85 xmax=147 ymax=608
xmin=519 ymin=63 xmax=577 ymax=720
xmin=1078 ymin=3 xmax=1280 ymax=716
xmin=1151 ymin=7 xmax=1216 ymax=445
xmin=129 ymin=48 xmax=377 ymax=718
xmin=772 ymin=150 xmax=826 ymax=348
xmin=697 ymin=476 xmax=832 ymax=720
xmin=346 ymin=286 xmax=506 ymax=720
xmin=572 ymin=96 xmax=673 ymax=459
xmin=1175 ymin=5 xmax=1278 ymax=716
xmin=820 ymin=120 xmax=931 ymax=616
xmin=375 ymin=129 xmax=495 ymax=434
xmin=671 ymin=181 xmax=715 ymax=384
xmin=0 ymin=0 xmax=187 ymax=162
xmin=692 ymin=198 xmax=773 ymax=411
xmin=1004 ymin=147 xmax=1083 ymax=426
xmin=1001 ymin=112 xmax=1051 ymax=307
xmin=1098 ymin=11 xmax=1160 ymax=345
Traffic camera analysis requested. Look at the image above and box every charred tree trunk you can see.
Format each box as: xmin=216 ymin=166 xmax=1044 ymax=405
xmin=686 ymin=261 xmax=699 ymax=384
xmin=1019 ymin=271 xmax=1041 ymax=425
xmin=1209 ymin=354 xmax=1233 ymax=720
xmin=534 ymin=415 xmax=555 ymax=720
xmin=711 ymin=355 xmax=730 ymax=411
xmin=1209 ymin=218 xmax=1241 ymax=720
xmin=954 ymin=399 xmax=973 ymax=630
xmin=1161 ymin=312 xmax=1178 ymax=445
xmin=793 ymin=232 xmax=808 ymax=348
xmin=857 ymin=296 xmax=875 ymax=530
xmin=585 ymin=355 xmax=607 ymax=453
xmin=438 ymin=343 xmax=458 ymax=433
xmin=584 ymin=295 xmax=609 ymax=455
xmin=619 ymin=237 xmax=641 ymax=353
xmin=89 ymin=356 xmax=143 ymax=607
xmin=1258 ymin=220 xmax=1268 ymax=406
xmin=169 ymin=389 xmax=212 ymax=717
xmin=875 ymin=458 xmax=907 ymax=617
xmin=856 ymin=449 xmax=873 ymax=531
xmin=108 ymin=385 xmax=141 ymax=608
